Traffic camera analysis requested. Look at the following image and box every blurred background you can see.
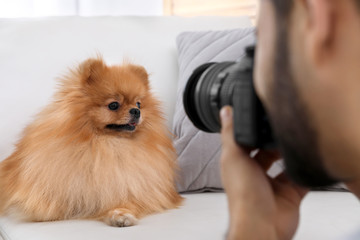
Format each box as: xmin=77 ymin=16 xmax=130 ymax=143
xmin=0 ymin=0 xmax=258 ymax=22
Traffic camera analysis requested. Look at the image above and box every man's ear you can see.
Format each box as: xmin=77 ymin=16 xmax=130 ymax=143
xmin=304 ymin=0 xmax=336 ymax=62
xmin=79 ymin=58 xmax=106 ymax=85
xmin=127 ymin=64 xmax=150 ymax=87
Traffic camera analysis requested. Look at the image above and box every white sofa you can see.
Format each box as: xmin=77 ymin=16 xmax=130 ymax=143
xmin=0 ymin=16 xmax=360 ymax=240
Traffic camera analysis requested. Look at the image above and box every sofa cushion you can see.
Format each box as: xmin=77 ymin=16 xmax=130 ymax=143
xmin=1 ymin=192 xmax=359 ymax=240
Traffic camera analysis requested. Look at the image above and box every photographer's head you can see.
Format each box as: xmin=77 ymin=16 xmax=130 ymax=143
xmin=255 ymin=0 xmax=360 ymax=188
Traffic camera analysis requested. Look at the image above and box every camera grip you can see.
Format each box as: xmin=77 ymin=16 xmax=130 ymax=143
xmin=232 ymin=80 xmax=258 ymax=147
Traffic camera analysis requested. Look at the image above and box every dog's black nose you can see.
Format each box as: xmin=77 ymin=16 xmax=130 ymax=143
xmin=129 ymin=108 xmax=140 ymax=119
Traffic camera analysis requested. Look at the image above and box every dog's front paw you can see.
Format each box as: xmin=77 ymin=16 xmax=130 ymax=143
xmin=103 ymin=208 xmax=138 ymax=227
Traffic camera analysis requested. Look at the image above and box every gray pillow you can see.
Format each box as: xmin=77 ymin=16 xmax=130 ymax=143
xmin=173 ymin=28 xmax=257 ymax=192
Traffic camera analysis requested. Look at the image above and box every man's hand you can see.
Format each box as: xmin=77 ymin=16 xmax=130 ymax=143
xmin=220 ymin=106 xmax=309 ymax=240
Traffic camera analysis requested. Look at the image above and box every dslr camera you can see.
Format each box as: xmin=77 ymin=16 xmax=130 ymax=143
xmin=183 ymin=46 xmax=276 ymax=149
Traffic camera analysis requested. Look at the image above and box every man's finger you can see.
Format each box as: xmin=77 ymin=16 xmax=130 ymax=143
xmin=220 ymin=106 xmax=233 ymax=137
xmin=220 ymin=106 xmax=237 ymax=149
xmin=220 ymin=106 xmax=254 ymax=157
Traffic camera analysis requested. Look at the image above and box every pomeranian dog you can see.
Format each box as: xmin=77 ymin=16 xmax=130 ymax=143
xmin=0 ymin=58 xmax=183 ymax=227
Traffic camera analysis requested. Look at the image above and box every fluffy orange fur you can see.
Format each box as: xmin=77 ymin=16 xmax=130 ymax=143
xmin=0 ymin=58 xmax=183 ymax=227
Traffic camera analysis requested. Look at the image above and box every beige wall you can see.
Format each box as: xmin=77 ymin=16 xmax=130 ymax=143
xmin=164 ymin=0 xmax=258 ymax=23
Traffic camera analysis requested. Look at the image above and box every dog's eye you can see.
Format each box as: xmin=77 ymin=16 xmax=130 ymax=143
xmin=136 ymin=102 xmax=141 ymax=109
xmin=108 ymin=102 xmax=119 ymax=111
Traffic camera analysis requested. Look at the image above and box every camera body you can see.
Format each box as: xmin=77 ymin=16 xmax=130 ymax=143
xmin=183 ymin=46 xmax=276 ymax=149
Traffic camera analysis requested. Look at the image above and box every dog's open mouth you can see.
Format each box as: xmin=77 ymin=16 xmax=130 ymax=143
xmin=106 ymin=122 xmax=137 ymax=131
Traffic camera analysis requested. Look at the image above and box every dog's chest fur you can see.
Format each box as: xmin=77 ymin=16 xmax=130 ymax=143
xmin=12 ymin=135 xmax=175 ymax=219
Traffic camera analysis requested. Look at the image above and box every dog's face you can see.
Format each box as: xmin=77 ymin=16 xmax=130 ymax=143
xmin=76 ymin=58 xmax=156 ymax=137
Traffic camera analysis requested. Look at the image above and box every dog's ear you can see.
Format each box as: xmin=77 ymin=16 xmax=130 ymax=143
xmin=79 ymin=58 xmax=106 ymax=85
xmin=127 ymin=64 xmax=149 ymax=87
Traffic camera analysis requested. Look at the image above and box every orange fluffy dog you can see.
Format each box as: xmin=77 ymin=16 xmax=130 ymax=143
xmin=0 ymin=58 xmax=183 ymax=227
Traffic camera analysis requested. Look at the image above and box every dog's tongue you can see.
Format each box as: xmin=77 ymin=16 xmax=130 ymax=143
xmin=129 ymin=122 xmax=137 ymax=127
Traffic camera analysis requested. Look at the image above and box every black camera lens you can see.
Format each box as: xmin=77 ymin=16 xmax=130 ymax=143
xmin=183 ymin=62 xmax=234 ymax=133
xmin=183 ymin=45 xmax=276 ymax=148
